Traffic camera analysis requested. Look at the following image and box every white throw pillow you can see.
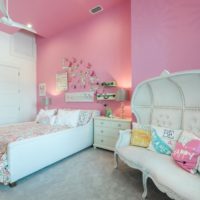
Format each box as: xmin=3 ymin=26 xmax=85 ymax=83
xmin=148 ymin=125 xmax=182 ymax=155
xmin=78 ymin=110 xmax=93 ymax=126
xmin=36 ymin=109 xmax=57 ymax=124
xmin=55 ymin=110 xmax=80 ymax=127
xmin=49 ymin=115 xmax=57 ymax=125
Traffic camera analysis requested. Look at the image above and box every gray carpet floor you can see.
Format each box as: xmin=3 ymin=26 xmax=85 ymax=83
xmin=0 ymin=148 xmax=171 ymax=200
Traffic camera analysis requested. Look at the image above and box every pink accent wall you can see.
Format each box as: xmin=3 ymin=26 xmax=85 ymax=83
xmin=132 ymin=0 xmax=200 ymax=87
xmin=37 ymin=1 xmax=131 ymax=117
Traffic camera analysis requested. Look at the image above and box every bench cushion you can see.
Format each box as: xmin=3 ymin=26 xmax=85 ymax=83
xmin=118 ymin=146 xmax=200 ymax=200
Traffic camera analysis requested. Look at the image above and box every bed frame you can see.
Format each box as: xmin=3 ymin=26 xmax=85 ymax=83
xmin=7 ymin=110 xmax=99 ymax=186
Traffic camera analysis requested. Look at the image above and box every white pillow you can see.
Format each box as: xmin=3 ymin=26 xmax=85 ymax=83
xmin=78 ymin=110 xmax=93 ymax=126
xmin=148 ymin=125 xmax=182 ymax=155
xmin=55 ymin=110 xmax=80 ymax=127
xmin=37 ymin=115 xmax=57 ymax=125
xmin=36 ymin=109 xmax=57 ymax=124
xmin=49 ymin=115 xmax=57 ymax=125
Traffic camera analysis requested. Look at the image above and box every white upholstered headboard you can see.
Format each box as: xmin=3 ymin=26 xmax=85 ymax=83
xmin=131 ymin=70 xmax=200 ymax=137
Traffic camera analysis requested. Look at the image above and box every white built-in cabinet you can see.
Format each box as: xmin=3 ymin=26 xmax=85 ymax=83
xmin=0 ymin=65 xmax=20 ymax=124
xmin=0 ymin=31 xmax=36 ymax=125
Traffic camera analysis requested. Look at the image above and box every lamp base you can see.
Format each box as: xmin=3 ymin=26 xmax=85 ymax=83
xmin=120 ymin=102 xmax=125 ymax=119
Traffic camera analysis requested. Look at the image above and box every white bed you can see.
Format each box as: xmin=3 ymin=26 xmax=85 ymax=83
xmin=2 ymin=109 xmax=99 ymax=186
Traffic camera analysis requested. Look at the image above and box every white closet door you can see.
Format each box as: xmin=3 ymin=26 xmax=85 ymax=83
xmin=0 ymin=65 xmax=20 ymax=125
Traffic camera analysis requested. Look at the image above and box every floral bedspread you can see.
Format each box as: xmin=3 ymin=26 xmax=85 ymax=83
xmin=0 ymin=122 xmax=68 ymax=185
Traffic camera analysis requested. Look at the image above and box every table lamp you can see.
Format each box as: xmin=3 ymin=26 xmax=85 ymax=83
xmin=115 ymin=88 xmax=128 ymax=119
xmin=41 ymin=96 xmax=51 ymax=110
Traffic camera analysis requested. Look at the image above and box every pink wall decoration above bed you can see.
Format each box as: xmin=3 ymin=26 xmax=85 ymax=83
xmin=61 ymin=57 xmax=100 ymax=92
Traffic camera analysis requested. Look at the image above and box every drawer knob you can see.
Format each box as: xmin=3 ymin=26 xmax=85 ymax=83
xmin=101 ymin=139 xmax=104 ymax=143
xmin=101 ymin=122 xmax=104 ymax=125
xmin=101 ymin=130 xmax=104 ymax=133
xmin=118 ymin=124 xmax=121 ymax=127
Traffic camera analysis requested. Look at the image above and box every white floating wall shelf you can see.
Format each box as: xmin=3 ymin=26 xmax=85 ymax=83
xmin=96 ymin=93 xmax=116 ymax=100
xmin=101 ymin=81 xmax=117 ymax=87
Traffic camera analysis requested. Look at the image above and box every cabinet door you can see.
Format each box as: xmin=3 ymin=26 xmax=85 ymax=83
xmin=0 ymin=65 xmax=20 ymax=125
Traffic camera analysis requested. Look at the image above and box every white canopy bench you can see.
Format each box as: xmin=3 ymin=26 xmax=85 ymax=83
xmin=115 ymin=70 xmax=200 ymax=200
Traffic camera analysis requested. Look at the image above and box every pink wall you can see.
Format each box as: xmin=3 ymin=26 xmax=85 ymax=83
xmin=132 ymin=0 xmax=200 ymax=87
xmin=37 ymin=1 xmax=131 ymax=117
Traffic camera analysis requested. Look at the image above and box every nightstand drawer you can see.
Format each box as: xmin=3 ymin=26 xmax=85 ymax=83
xmin=94 ymin=127 xmax=119 ymax=138
xmin=95 ymin=119 xmax=130 ymax=130
xmin=94 ymin=135 xmax=117 ymax=149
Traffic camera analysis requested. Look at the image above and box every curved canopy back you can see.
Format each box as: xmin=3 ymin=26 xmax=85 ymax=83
xmin=131 ymin=70 xmax=200 ymax=137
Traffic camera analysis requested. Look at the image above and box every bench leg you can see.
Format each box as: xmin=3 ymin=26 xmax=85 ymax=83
xmin=114 ymin=152 xmax=119 ymax=169
xmin=9 ymin=182 xmax=17 ymax=188
xmin=142 ymin=173 xmax=148 ymax=199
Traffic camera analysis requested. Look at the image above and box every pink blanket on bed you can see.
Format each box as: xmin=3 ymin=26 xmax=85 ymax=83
xmin=0 ymin=122 xmax=68 ymax=184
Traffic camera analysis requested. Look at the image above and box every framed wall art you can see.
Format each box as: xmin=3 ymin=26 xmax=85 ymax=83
xmin=56 ymin=72 xmax=68 ymax=92
xmin=39 ymin=83 xmax=46 ymax=96
xmin=65 ymin=92 xmax=94 ymax=102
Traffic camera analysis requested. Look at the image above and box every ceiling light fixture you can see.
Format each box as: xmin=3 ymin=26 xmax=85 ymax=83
xmin=0 ymin=0 xmax=36 ymax=33
xmin=89 ymin=5 xmax=103 ymax=14
xmin=27 ymin=23 xmax=32 ymax=28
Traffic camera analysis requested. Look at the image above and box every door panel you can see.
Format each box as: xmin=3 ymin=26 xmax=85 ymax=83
xmin=0 ymin=65 xmax=20 ymax=125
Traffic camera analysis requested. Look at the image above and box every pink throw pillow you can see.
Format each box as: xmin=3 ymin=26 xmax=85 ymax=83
xmin=172 ymin=131 xmax=200 ymax=174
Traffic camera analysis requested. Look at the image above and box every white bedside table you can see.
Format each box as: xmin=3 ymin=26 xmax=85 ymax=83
xmin=93 ymin=116 xmax=131 ymax=151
